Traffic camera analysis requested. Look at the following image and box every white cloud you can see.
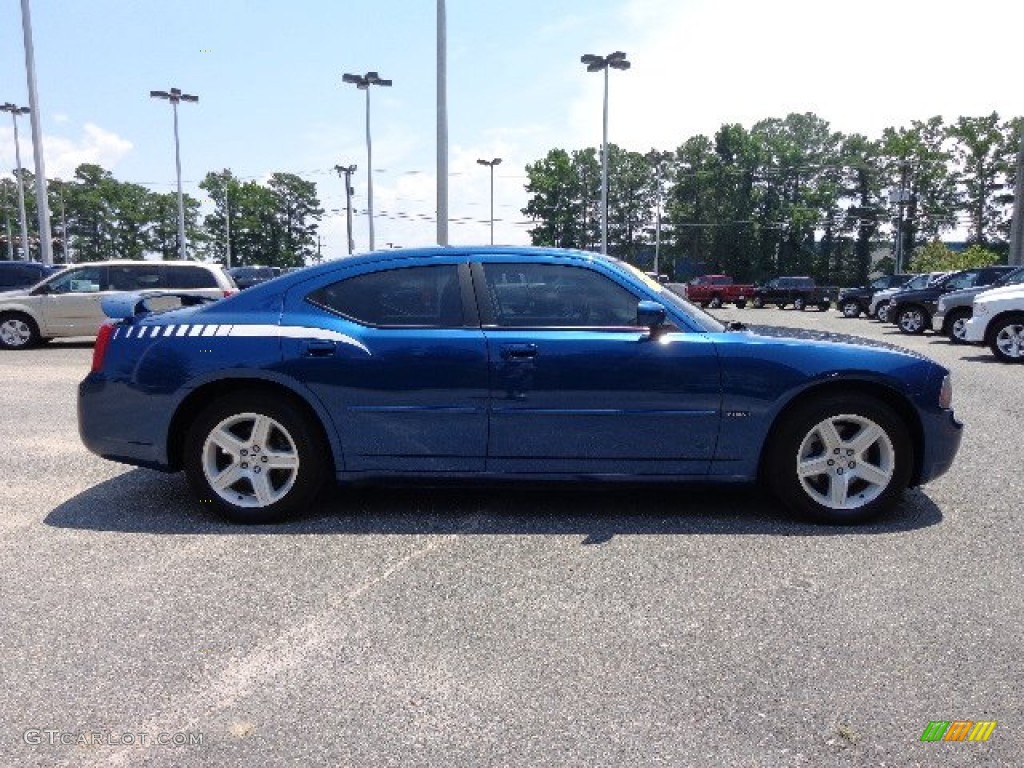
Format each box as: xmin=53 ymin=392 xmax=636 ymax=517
xmin=0 ymin=122 xmax=133 ymax=182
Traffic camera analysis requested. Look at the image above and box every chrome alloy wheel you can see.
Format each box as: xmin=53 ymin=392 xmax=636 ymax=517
xmin=794 ymin=413 xmax=895 ymax=510
xmin=949 ymin=314 xmax=970 ymax=342
xmin=994 ymin=322 xmax=1024 ymax=359
xmin=201 ymin=412 xmax=300 ymax=508
xmin=897 ymin=307 xmax=926 ymax=334
xmin=0 ymin=317 xmax=32 ymax=348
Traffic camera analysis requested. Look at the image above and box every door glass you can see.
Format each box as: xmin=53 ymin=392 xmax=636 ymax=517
xmin=481 ymin=263 xmax=639 ymax=328
xmin=47 ymin=266 xmax=108 ymax=294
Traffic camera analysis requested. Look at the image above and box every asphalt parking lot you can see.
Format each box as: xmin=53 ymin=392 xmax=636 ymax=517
xmin=1 ymin=309 xmax=1020 ymax=767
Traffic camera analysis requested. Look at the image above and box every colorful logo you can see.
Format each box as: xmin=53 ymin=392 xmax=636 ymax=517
xmin=920 ymin=721 xmax=997 ymax=742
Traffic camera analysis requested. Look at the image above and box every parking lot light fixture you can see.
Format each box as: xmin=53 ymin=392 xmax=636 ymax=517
xmin=343 ymin=71 xmax=392 ymax=251
xmin=1 ymin=102 xmax=31 ymax=260
xmin=476 ymin=158 xmax=502 ymax=244
xmin=150 ymin=87 xmax=198 ymax=260
xmin=580 ymin=52 xmax=630 ymax=255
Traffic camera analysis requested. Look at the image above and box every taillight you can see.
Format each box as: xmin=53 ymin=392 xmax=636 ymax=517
xmin=223 ymin=289 xmax=238 ymax=298
xmin=92 ymin=322 xmax=116 ymax=373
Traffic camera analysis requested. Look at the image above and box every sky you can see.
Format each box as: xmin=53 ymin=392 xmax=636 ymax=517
xmin=2 ymin=0 xmax=1023 ymax=261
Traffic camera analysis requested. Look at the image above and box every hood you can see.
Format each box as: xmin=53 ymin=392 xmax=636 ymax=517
xmin=0 ymin=288 xmax=31 ymax=299
xmin=975 ymin=283 xmax=1024 ymax=303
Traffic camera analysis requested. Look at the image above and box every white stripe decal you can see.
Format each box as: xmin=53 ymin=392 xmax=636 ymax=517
xmin=120 ymin=322 xmax=369 ymax=354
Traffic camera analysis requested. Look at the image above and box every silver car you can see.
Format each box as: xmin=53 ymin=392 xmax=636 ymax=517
xmin=870 ymin=271 xmax=948 ymax=322
xmin=0 ymin=260 xmax=237 ymax=349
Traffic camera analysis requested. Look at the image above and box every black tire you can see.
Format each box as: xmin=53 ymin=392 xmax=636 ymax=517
xmin=765 ymin=395 xmax=912 ymax=525
xmin=776 ymin=302 xmax=787 ymax=310
xmin=896 ymin=305 xmax=928 ymax=335
xmin=818 ymin=300 xmax=831 ymax=312
xmin=752 ymin=296 xmax=765 ymax=309
xmin=988 ymin=314 xmax=1024 ymax=363
xmin=183 ymin=393 xmax=329 ymax=524
xmin=944 ymin=309 xmax=971 ymax=344
xmin=840 ymin=300 xmax=861 ymax=318
xmin=794 ymin=297 xmax=807 ymax=311
xmin=0 ymin=312 xmax=41 ymax=350
xmin=708 ymin=296 xmax=723 ymax=309
xmin=734 ymin=299 xmax=747 ymax=309
xmin=875 ymin=301 xmax=891 ymax=323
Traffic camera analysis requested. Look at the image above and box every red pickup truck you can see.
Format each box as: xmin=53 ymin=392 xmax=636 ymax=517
xmin=683 ymin=275 xmax=755 ymax=308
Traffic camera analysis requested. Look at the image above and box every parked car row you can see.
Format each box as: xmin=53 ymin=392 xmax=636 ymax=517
xmin=836 ymin=265 xmax=1024 ymax=363
xmin=674 ymin=275 xmax=837 ymax=311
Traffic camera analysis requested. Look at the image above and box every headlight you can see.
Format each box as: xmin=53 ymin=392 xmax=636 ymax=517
xmin=939 ymin=374 xmax=953 ymax=410
xmin=974 ymin=302 xmax=990 ymax=316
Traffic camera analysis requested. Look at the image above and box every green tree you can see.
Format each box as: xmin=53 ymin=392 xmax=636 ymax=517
xmin=909 ymin=241 xmax=1000 ymax=272
xmin=947 ymin=113 xmax=1012 ymax=246
xmin=267 ymin=172 xmax=323 ymax=267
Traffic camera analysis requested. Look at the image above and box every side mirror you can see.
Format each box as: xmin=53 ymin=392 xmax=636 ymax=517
xmin=31 ymin=282 xmax=51 ymax=296
xmin=637 ymin=300 xmax=667 ymax=331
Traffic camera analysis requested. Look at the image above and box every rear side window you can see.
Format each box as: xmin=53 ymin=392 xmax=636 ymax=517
xmin=108 ymin=265 xmax=162 ymax=291
xmin=307 ymin=264 xmax=463 ymax=328
xmin=164 ymin=266 xmax=219 ymax=289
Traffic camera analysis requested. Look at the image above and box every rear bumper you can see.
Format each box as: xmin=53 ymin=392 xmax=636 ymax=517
xmin=78 ymin=374 xmax=172 ymax=470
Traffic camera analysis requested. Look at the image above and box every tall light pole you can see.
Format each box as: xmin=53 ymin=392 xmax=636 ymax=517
xmin=1 ymin=103 xmax=31 ymax=260
xmin=150 ymin=87 xmax=198 ymax=259
xmin=476 ymin=157 xmax=502 ymax=244
xmin=343 ymin=71 xmax=391 ymax=252
xmin=20 ymin=0 xmax=53 ymax=265
xmin=437 ymin=0 xmax=449 ymax=246
xmin=580 ymin=51 xmax=630 ymax=255
xmin=335 ymin=164 xmax=357 ymax=255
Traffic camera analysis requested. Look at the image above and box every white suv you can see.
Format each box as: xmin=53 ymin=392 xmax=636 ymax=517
xmin=963 ymin=283 xmax=1024 ymax=362
xmin=0 ymin=260 xmax=236 ymax=349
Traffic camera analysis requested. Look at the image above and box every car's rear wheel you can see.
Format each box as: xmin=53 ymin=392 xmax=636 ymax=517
xmin=0 ymin=313 xmax=41 ymax=350
xmin=989 ymin=315 xmax=1024 ymax=363
xmin=841 ymin=300 xmax=861 ymax=318
xmin=818 ymin=300 xmax=831 ymax=312
xmin=766 ymin=395 xmax=912 ymax=524
xmin=734 ymin=299 xmax=747 ymax=309
xmin=184 ymin=393 xmax=329 ymax=524
xmin=794 ymin=297 xmax=807 ymax=311
xmin=944 ymin=309 xmax=971 ymax=344
xmin=752 ymin=296 xmax=765 ymax=309
xmin=875 ymin=301 xmax=891 ymax=322
xmin=896 ymin=306 xmax=928 ymax=334
xmin=708 ymin=295 xmax=723 ymax=309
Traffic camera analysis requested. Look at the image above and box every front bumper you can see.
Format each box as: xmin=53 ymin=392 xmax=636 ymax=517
xmin=917 ymin=407 xmax=964 ymax=486
xmin=963 ymin=315 xmax=988 ymax=343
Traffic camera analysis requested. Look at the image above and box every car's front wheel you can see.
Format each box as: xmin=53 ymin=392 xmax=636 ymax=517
xmin=989 ymin=314 xmax=1024 ymax=363
xmin=0 ymin=313 xmax=41 ymax=350
xmin=875 ymin=301 xmax=891 ymax=322
xmin=751 ymin=296 xmax=765 ymax=309
xmin=841 ymin=300 xmax=861 ymax=318
xmin=734 ymin=299 xmax=747 ymax=309
xmin=896 ymin=306 xmax=928 ymax=334
xmin=184 ymin=393 xmax=329 ymax=523
xmin=944 ymin=309 xmax=971 ymax=344
xmin=766 ymin=395 xmax=912 ymax=524
xmin=793 ymin=297 xmax=807 ymax=311
xmin=708 ymin=296 xmax=723 ymax=309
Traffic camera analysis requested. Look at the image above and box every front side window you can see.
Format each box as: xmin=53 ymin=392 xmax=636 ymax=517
xmin=307 ymin=264 xmax=463 ymax=328
xmin=481 ymin=263 xmax=639 ymax=328
xmin=46 ymin=266 xmax=108 ymax=294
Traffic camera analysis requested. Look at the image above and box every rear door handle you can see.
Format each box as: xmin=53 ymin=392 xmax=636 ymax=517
xmin=500 ymin=343 xmax=538 ymax=360
xmin=303 ymin=339 xmax=337 ymax=357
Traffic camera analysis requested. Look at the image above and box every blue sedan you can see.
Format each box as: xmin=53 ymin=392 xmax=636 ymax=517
xmin=78 ymin=247 xmax=962 ymax=525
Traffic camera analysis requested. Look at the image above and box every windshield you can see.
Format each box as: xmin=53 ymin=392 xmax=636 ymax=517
xmin=613 ymin=258 xmax=726 ymax=333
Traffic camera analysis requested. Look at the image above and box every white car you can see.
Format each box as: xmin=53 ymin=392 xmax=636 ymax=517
xmin=963 ymin=283 xmax=1024 ymax=362
xmin=870 ymin=271 xmax=948 ymax=321
xmin=0 ymin=260 xmax=237 ymax=350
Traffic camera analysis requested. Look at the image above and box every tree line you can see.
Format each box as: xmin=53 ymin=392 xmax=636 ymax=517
xmin=0 ymin=165 xmax=324 ymax=268
xmin=522 ymin=112 xmax=1022 ymax=284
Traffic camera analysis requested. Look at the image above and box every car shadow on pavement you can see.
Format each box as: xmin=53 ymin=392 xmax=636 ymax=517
xmin=44 ymin=468 xmax=944 ymax=541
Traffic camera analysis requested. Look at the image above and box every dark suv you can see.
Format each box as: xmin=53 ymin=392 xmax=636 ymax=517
xmin=0 ymin=261 xmax=63 ymax=291
xmin=837 ymin=274 xmax=914 ymax=318
xmin=889 ymin=265 xmax=1017 ymax=335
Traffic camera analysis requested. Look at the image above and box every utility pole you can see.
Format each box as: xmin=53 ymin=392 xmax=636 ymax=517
xmin=1009 ymin=131 xmax=1024 ymax=266
xmin=437 ymin=0 xmax=449 ymax=246
xmin=335 ymin=164 xmax=357 ymax=255
xmin=20 ymin=0 xmax=53 ymax=265
xmin=3 ymin=183 xmax=13 ymax=260
xmin=891 ymin=162 xmax=911 ymax=273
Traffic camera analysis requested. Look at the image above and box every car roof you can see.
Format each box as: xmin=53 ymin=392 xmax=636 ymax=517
xmin=59 ymin=260 xmax=225 ymax=268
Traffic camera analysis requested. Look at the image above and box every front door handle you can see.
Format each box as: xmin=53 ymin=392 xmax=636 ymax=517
xmin=303 ymin=339 xmax=337 ymax=357
xmin=500 ymin=343 xmax=538 ymax=360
